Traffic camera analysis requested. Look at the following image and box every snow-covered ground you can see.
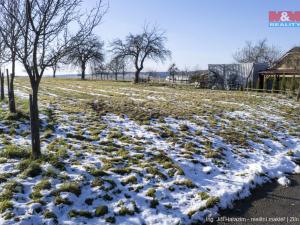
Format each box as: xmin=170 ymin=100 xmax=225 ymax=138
xmin=0 ymin=78 xmax=299 ymax=224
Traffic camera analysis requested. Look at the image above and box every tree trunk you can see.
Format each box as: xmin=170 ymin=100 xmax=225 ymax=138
xmin=6 ymin=69 xmax=10 ymax=98
xmin=81 ymin=62 xmax=86 ymax=80
xmin=134 ymin=70 xmax=141 ymax=84
xmin=29 ymin=87 xmax=41 ymax=159
xmin=6 ymin=64 xmax=16 ymax=113
xmin=297 ymin=87 xmax=300 ymax=101
xmin=115 ymin=72 xmax=117 ymax=81
xmin=9 ymin=76 xmax=16 ymax=113
xmin=0 ymin=72 xmax=4 ymax=101
xmin=9 ymin=59 xmax=16 ymax=113
xmin=53 ymin=67 xmax=57 ymax=78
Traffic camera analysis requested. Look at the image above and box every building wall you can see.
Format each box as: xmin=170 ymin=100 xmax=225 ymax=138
xmin=208 ymin=63 xmax=268 ymax=89
xmin=276 ymin=54 xmax=300 ymax=70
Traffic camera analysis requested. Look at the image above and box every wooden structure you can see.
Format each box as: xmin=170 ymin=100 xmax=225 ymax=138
xmin=208 ymin=63 xmax=268 ymax=90
xmin=259 ymin=47 xmax=300 ymax=90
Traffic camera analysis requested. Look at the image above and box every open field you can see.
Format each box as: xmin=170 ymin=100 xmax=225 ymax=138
xmin=0 ymin=78 xmax=300 ymax=224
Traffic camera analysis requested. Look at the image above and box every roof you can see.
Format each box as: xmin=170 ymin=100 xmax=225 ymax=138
xmin=271 ymin=46 xmax=300 ymax=69
xmin=260 ymin=69 xmax=300 ymax=75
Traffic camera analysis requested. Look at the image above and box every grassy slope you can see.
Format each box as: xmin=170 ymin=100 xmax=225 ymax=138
xmin=0 ymin=77 xmax=299 ymax=224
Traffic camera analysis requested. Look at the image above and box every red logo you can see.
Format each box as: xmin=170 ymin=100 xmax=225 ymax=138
xmin=269 ymin=11 xmax=300 ymax=22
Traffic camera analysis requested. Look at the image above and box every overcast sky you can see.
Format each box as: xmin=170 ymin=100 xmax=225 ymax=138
xmin=13 ymin=0 xmax=300 ymax=75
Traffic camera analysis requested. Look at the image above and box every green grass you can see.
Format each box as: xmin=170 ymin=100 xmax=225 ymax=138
xmin=174 ymin=179 xmax=197 ymax=188
xmin=146 ymin=188 xmax=156 ymax=197
xmin=4 ymin=76 xmax=299 ymax=224
xmin=0 ymin=200 xmax=13 ymax=213
xmin=95 ymin=205 xmax=109 ymax=216
xmin=205 ymin=150 xmax=221 ymax=159
xmin=55 ymin=196 xmax=73 ymax=205
xmin=88 ymin=168 xmax=108 ymax=177
xmin=68 ymin=210 xmax=93 ymax=218
xmin=0 ymin=157 xmax=7 ymax=164
xmin=146 ymin=166 xmax=167 ymax=180
xmin=121 ymin=176 xmax=138 ymax=185
xmin=44 ymin=210 xmax=57 ymax=220
xmin=205 ymin=196 xmax=220 ymax=209
xmin=198 ymin=192 xmax=210 ymax=200
xmin=35 ymin=179 xmax=51 ymax=190
xmin=110 ymin=167 xmax=132 ymax=175
xmin=0 ymin=145 xmax=30 ymax=159
xmin=54 ymin=182 xmax=81 ymax=196
xmin=118 ymin=206 xmax=134 ymax=216
xmin=22 ymin=162 xmax=42 ymax=177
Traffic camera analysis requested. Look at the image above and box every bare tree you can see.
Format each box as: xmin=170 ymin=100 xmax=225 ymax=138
xmin=92 ymin=62 xmax=107 ymax=80
xmin=111 ymin=25 xmax=171 ymax=83
xmin=51 ymin=58 xmax=59 ymax=78
xmin=233 ymin=39 xmax=281 ymax=65
xmin=107 ymin=56 xmax=126 ymax=81
xmin=3 ymin=0 xmax=107 ymax=158
xmin=168 ymin=63 xmax=179 ymax=82
xmin=0 ymin=0 xmax=23 ymax=113
xmin=0 ymin=34 xmax=6 ymax=64
xmin=0 ymin=37 xmax=6 ymax=100
xmin=66 ymin=35 xmax=104 ymax=80
xmin=49 ymin=47 xmax=64 ymax=78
